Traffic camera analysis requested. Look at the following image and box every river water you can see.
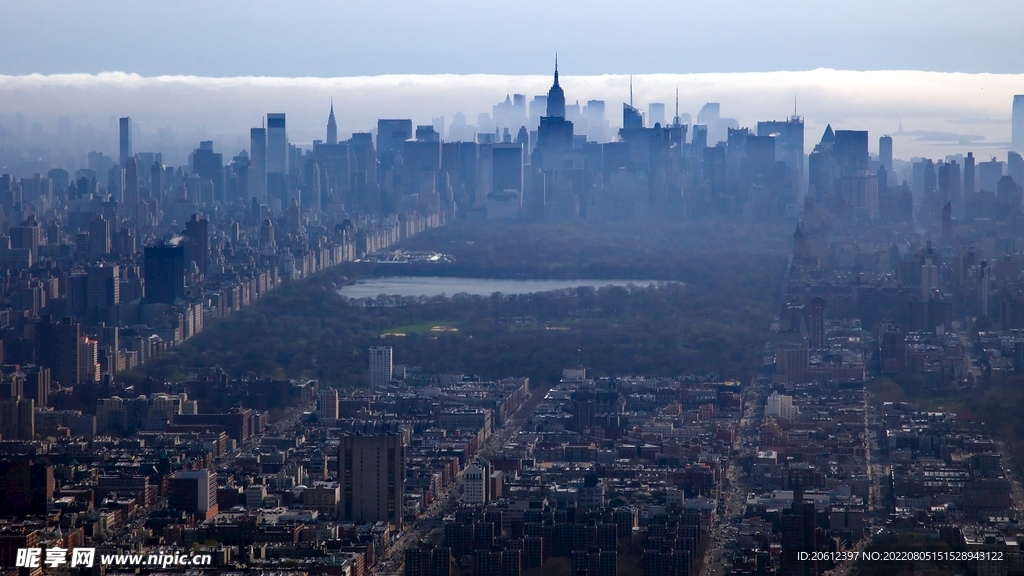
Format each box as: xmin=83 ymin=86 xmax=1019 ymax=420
xmin=336 ymin=276 xmax=676 ymax=299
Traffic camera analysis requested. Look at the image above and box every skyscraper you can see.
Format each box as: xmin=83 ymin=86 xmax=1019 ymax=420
xmin=834 ymin=130 xmax=869 ymax=176
xmin=119 ymin=116 xmax=132 ymax=167
xmin=250 ymin=127 xmax=267 ymax=203
xmin=339 ymin=433 xmax=405 ymax=526
xmin=266 ymin=113 xmax=288 ymax=175
xmin=144 ymin=244 xmax=185 ymax=305
xmin=535 ymin=61 xmax=574 ymax=171
xmin=491 ymin=143 xmax=524 ymax=204
xmin=1013 ymin=95 xmax=1024 ymax=152
xmin=965 ymin=152 xmax=976 ymax=196
xmin=327 ymin=101 xmax=338 ymax=145
xmin=184 ymin=214 xmax=209 ymax=274
xmin=88 ymin=217 xmax=110 ymax=260
xmin=879 ymin=135 xmax=893 ymax=177
xmin=192 ymin=141 xmax=224 ymax=204
xmin=124 ymin=156 xmax=139 ymax=204
xmin=369 ymin=346 xmax=393 ymax=388
xmin=546 ymin=58 xmax=565 ymax=119
xmin=376 ymin=119 xmax=413 ymax=157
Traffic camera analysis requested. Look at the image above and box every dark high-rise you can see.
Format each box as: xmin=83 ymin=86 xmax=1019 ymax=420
xmin=491 ymin=143 xmax=524 ymax=203
xmin=267 ymin=113 xmax=288 ymax=175
xmin=834 ymin=130 xmax=869 ymax=176
xmin=184 ymin=214 xmax=209 ymax=274
xmin=377 ymin=119 xmax=413 ymax=158
xmin=250 ymin=127 xmax=267 ymax=204
xmin=192 ymin=141 xmax=225 ymax=203
xmin=879 ymin=135 xmax=893 ymax=180
xmin=964 ymin=152 xmax=976 ymax=196
xmin=119 ymin=116 xmax=132 ymax=167
xmin=35 ymin=317 xmax=80 ymax=387
xmin=144 ymin=244 xmax=185 ymax=305
xmin=535 ymin=62 xmax=574 ymax=171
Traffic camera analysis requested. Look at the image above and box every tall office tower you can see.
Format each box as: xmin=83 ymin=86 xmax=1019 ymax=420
xmin=879 ymin=135 xmax=893 ymax=176
xmin=622 ymin=103 xmax=643 ymax=129
xmin=86 ymin=264 xmax=120 ymax=311
xmin=77 ymin=336 xmax=100 ymax=383
xmin=492 ymin=143 xmax=524 ymax=204
xmin=267 ymin=113 xmax=288 ymax=175
xmin=184 ymin=214 xmax=209 ymax=274
xmin=648 ymin=103 xmax=666 ymax=127
xmin=318 ymin=388 xmax=339 ymax=420
xmin=192 ymin=141 xmax=225 ymax=204
xmin=834 ymin=130 xmax=869 ymax=176
xmin=88 ymin=217 xmax=110 ymax=260
xmin=377 ymin=119 xmax=413 ymax=157
xmin=151 ymin=160 xmax=164 ymax=197
xmin=144 ymin=244 xmax=185 ymax=305
xmin=1013 ymin=95 xmax=1024 ymax=152
xmin=369 ymin=346 xmax=393 ymax=388
xmin=757 ymin=116 xmax=805 ymax=199
xmin=35 ymin=317 xmax=80 ymax=387
xmin=108 ymin=165 xmax=124 ymax=203
xmin=327 ymin=101 xmax=338 ymax=145
xmin=119 ymin=117 xmax=132 ymax=166
xmin=250 ymin=127 xmax=267 ymax=203
xmin=124 ymin=156 xmax=139 ymax=204
xmin=339 ymin=433 xmax=405 ymax=526
xmin=965 ymin=152 xmax=976 ymax=195
xmin=808 ymin=297 xmax=826 ymax=349
xmin=168 ymin=469 xmax=218 ymax=519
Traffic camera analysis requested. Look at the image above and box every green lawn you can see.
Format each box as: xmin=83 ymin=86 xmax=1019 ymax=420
xmin=381 ymin=321 xmax=457 ymax=336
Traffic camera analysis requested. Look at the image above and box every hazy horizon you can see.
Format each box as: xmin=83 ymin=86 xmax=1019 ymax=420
xmin=0 ymin=68 xmax=1019 ymax=169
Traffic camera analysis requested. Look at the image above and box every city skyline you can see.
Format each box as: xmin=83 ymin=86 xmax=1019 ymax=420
xmin=1 ymin=68 xmax=1021 ymax=165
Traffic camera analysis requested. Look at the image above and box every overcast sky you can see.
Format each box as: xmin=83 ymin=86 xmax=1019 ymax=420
xmin=3 ymin=0 xmax=1023 ymax=76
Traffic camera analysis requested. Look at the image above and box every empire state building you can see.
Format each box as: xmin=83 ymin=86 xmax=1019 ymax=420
xmin=546 ymin=60 xmax=566 ymax=118
xmin=535 ymin=59 xmax=574 ymax=171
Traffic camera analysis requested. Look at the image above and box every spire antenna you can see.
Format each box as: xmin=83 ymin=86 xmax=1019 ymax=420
xmin=629 ymin=75 xmax=633 ymax=108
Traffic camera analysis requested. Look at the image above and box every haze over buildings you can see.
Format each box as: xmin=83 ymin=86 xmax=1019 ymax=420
xmin=0 ymin=70 xmax=1020 ymax=165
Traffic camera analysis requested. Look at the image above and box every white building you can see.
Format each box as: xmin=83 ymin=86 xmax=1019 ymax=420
xmin=462 ymin=462 xmax=487 ymax=505
xmin=369 ymin=346 xmax=393 ymax=389
xmin=765 ymin=392 xmax=799 ymax=421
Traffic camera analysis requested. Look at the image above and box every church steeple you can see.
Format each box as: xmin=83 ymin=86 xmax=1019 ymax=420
xmin=326 ymin=99 xmax=338 ymax=145
xmin=546 ymin=55 xmax=566 ymax=118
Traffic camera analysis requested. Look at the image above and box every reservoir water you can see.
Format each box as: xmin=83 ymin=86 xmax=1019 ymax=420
xmin=337 ymin=276 xmax=677 ymax=299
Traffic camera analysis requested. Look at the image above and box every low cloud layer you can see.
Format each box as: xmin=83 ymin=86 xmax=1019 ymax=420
xmin=0 ymin=69 xmax=1019 ymax=162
